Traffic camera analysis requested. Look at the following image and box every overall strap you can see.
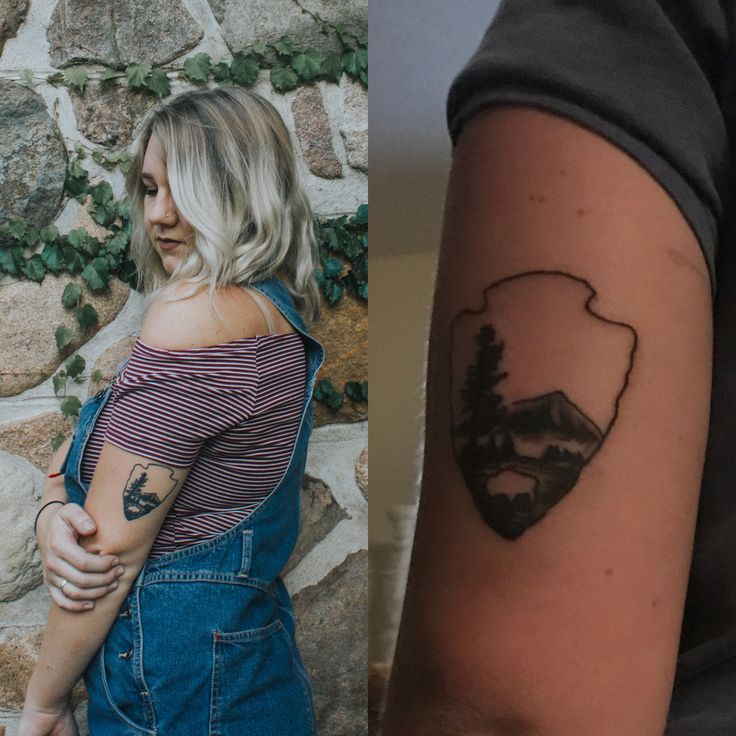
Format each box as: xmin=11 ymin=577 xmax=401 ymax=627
xmin=242 ymin=286 xmax=276 ymax=336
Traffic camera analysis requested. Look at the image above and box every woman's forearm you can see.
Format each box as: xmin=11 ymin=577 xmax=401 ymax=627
xmin=24 ymin=569 xmax=136 ymax=709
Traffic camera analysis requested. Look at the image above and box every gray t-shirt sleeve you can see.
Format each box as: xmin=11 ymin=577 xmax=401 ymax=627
xmin=447 ymin=0 xmax=732 ymax=288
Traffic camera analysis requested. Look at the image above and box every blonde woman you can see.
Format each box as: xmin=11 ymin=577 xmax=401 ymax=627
xmin=20 ymin=87 xmax=323 ymax=736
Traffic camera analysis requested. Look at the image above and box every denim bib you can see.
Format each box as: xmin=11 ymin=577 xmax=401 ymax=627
xmin=58 ymin=278 xmax=324 ymax=735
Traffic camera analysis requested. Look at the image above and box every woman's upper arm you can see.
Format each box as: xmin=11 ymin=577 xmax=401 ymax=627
xmin=81 ymin=443 xmax=190 ymax=566
xmin=78 ymin=291 xmax=235 ymax=567
xmin=383 ymin=106 xmax=713 ymax=735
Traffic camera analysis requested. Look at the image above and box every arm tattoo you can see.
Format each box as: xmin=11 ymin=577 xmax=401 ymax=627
xmin=450 ymin=271 xmax=637 ymax=540
xmin=122 ymin=463 xmax=179 ymax=520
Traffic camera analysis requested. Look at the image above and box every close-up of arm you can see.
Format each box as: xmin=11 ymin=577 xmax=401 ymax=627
xmin=381 ymin=105 xmax=713 ymax=735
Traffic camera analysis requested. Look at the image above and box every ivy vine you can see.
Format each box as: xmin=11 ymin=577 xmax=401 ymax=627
xmin=314 ymin=378 xmax=368 ymax=412
xmin=19 ymin=25 xmax=366 ymax=99
xmin=315 ymin=204 xmax=367 ymax=305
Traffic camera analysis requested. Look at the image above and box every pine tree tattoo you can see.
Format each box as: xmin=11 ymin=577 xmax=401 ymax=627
xmin=122 ymin=463 xmax=179 ymax=520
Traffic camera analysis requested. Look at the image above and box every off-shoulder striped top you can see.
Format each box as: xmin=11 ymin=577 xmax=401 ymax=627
xmin=80 ymin=332 xmax=306 ymax=558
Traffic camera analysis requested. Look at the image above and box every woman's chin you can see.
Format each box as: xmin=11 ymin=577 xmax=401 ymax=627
xmin=159 ymin=253 xmax=180 ymax=274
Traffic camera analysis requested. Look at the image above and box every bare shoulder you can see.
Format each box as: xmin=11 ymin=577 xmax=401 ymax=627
xmin=139 ymin=283 xmax=276 ymax=350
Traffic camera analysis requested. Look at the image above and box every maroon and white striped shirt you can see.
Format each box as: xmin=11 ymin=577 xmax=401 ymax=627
xmin=81 ymin=333 xmax=306 ymax=557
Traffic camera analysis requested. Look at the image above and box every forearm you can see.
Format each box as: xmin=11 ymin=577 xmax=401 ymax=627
xmin=25 ymin=569 xmax=136 ymax=709
xmin=35 ymin=439 xmax=71 ymax=546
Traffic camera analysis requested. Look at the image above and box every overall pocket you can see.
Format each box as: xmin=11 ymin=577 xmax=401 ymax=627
xmin=209 ymin=619 xmax=315 ymax=736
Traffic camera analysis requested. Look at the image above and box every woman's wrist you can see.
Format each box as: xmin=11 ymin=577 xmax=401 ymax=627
xmin=34 ymin=500 xmax=65 ymax=538
xmin=23 ymin=674 xmax=70 ymax=714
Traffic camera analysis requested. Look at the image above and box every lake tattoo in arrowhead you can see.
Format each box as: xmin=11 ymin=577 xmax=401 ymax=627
xmin=122 ymin=462 xmax=179 ymax=520
xmin=450 ymin=271 xmax=637 ymax=539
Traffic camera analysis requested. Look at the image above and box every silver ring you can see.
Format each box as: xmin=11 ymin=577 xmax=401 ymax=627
xmin=58 ymin=578 xmax=69 ymax=592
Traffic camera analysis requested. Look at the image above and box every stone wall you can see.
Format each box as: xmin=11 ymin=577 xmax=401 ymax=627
xmin=0 ymin=1 xmax=367 ymax=733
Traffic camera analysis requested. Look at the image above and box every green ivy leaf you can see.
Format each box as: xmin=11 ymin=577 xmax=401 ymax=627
xmin=356 ymin=47 xmax=368 ymax=72
xmin=341 ymin=50 xmax=359 ymax=78
xmin=251 ymin=41 xmax=268 ymax=58
xmin=321 ymin=278 xmax=343 ymax=305
xmin=182 ymin=53 xmax=212 ymax=84
xmin=91 ymin=369 xmax=103 ymax=382
xmin=65 ymin=354 xmax=86 ymax=380
xmin=90 ymin=181 xmax=113 ymax=205
xmin=352 ymin=203 xmax=368 ymax=226
xmin=21 ymin=254 xmax=45 ymax=282
xmin=67 ymin=228 xmax=97 ymax=256
xmin=323 ymin=257 xmax=343 ymax=278
xmin=271 ymin=35 xmax=294 ymax=58
xmin=314 ymin=378 xmax=337 ymax=402
xmin=63 ymin=245 xmax=85 ymax=274
xmin=106 ymin=232 xmax=129 ymax=255
xmin=51 ymin=433 xmax=67 ymax=451
xmin=126 ymin=62 xmax=153 ymax=90
xmin=52 ymin=371 xmax=66 ymax=396
xmin=334 ymin=24 xmax=357 ymax=48
xmin=75 ymin=303 xmax=99 ymax=332
xmin=23 ymin=224 xmax=41 ymax=247
xmin=9 ymin=219 xmax=27 ymax=241
xmin=41 ymin=242 xmax=64 ymax=273
xmin=322 ymin=226 xmax=339 ymax=251
xmin=62 ymin=282 xmax=82 ymax=309
xmin=81 ymin=261 xmax=107 ymax=291
xmin=40 ymin=224 xmax=60 ymax=243
xmin=328 ymin=391 xmax=344 ymax=410
xmin=90 ymin=202 xmax=116 ymax=227
xmin=345 ymin=380 xmax=368 ymax=402
xmin=212 ymin=61 xmax=232 ymax=83
xmin=55 ymin=324 xmax=73 ymax=352
xmin=46 ymin=71 xmax=65 ymax=86
xmin=291 ymin=48 xmax=324 ymax=82
xmin=0 ymin=245 xmax=22 ymax=275
xmin=60 ymin=395 xmax=82 ymax=418
xmin=64 ymin=67 xmax=89 ymax=94
xmin=100 ymin=67 xmax=118 ymax=83
xmin=341 ymin=235 xmax=362 ymax=261
xmin=117 ymin=154 xmax=133 ymax=174
xmin=114 ymin=198 xmax=131 ymax=220
xmin=68 ymin=159 xmax=88 ymax=180
xmin=230 ymin=52 xmax=259 ymax=87
xmin=320 ymin=52 xmax=342 ymax=84
xmin=65 ymin=163 xmax=90 ymax=199
xmin=270 ymin=65 xmax=298 ymax=93
xmin=20 ymin=68 xmax=34 ymax=86
xmin=146 ymin=68 xmax=171 ymax=98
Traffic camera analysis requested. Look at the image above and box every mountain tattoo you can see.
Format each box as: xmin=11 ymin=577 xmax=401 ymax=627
xmin=450 ymin=271 xmax=637 ymax=540
xmin=122 ymin=463 xmax=179 ymax=520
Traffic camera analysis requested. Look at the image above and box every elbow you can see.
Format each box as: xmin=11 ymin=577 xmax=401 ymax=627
xmin=80 ymin=532 xmax=144 ymax=569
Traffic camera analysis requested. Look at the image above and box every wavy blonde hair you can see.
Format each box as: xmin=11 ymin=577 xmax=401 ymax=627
xmin=126 ymin=86 xmax=320 ymax=323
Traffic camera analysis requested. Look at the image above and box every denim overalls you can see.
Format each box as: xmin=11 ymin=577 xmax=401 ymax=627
xmin=58 ymin=278 xmax=324 ymax=735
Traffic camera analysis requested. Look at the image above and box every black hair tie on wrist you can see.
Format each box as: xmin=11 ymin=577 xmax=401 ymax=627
xmin=34 ymin=500 xmax=65 ymax=536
